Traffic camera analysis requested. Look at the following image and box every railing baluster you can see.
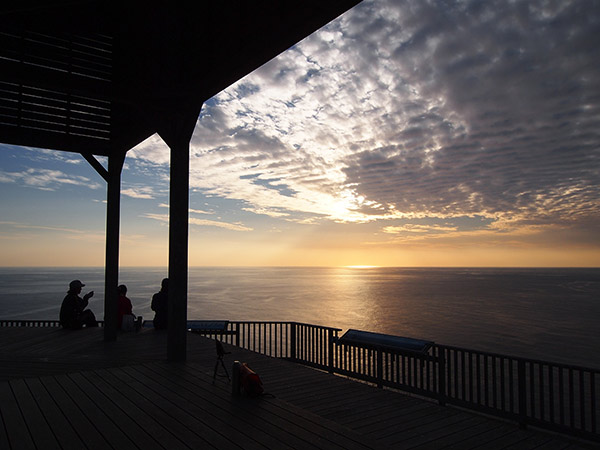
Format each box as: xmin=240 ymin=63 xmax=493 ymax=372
xmin=569 ymin=368 xmax=575 ymax=428
xmin=539 ymin=363 xmax=545 ymax=422
xmin=461 ymin=350 xmax=466 ymax=401
xmin=559 ymin=367 xmax=565 ymax=425
xmin=530 ymin=362 xmax=536 ymax=419
xmin=549 ymin=364 xmax=555 ymax=424
xmin=580 ymin=370 xmax=586 ymax=431
xmin=501 ymin=357 xmax=506 ymax=412
xmin=591 ymin=371 xmax=596 ymax=434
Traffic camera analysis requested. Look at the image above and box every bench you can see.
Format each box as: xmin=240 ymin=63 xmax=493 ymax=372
xmin=336 ymin=329 xmax=433 ymax=354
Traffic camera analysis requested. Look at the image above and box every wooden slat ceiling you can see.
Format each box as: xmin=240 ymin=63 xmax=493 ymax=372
xmin=0 ymin=0 xmax=361 ymax=157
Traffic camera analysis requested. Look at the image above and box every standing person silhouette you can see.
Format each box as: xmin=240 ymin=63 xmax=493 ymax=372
xmin=59 ymin=280 xmax=98 ymax=329
xmin=151 ymin=278 xmax=169 ymax=329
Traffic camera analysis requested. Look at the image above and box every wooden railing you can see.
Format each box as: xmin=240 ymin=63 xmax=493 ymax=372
xmin=203 ymin=321 xmax=599 ymax=443
xmin=0 ymin=319 xmax=104 ymax=327
xmin=1 ymin=319 xmax=597 ymax=442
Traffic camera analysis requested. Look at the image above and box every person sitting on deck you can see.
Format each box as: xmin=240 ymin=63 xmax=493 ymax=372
xmin=151 ymin=278 xmax=168 ymax=329
xmin=117 ymin=284 xmax=141 ymax=331
xmin=59 ymin=280 xmax=98 ymax=329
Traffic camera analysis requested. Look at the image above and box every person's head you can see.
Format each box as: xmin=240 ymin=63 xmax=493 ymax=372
xmin=118 ymin=284 xmax=127 ymax=295
xmin=161 ymin=278 xmax=169 ymax=292
xmin=69 ymin=279 xmax=85 ymax=294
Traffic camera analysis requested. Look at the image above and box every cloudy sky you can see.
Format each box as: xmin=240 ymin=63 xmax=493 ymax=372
xmin=1 ymin=0 xmax=599 ymax=267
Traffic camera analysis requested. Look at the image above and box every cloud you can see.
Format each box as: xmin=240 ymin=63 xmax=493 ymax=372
xmin=158 ymin=204 xmax=214 ymax=215
xmin=121 ymin=187 xmax=155 ymax=199
xmin=0 ymin=168 xmax=102 ymax=190
xmin=143 ymin=213 xmax=252 ymax=232
xmin=189 ymin=208 xmax=213 ymax=215
xmin=383 ymin=224 xmax=457 ymax=234
xmin=127 ymin=0 xmax=600 ymax=241
xmin=189 ymin=218 xmax=253 ymax=232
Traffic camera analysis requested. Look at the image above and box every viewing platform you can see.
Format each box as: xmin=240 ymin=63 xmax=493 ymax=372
xmin=1 ymin=323 xmax=598 ymax=449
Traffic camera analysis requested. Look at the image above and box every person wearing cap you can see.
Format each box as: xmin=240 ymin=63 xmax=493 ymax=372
xmin=59 ymin=280 xmax=98 ymax=329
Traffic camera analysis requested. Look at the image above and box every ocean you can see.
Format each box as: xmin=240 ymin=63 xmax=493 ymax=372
xmin=0 ymin=267 xmax=598 ymax=369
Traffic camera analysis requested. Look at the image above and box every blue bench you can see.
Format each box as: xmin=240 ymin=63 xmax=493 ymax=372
xmin=336 ymin=329 xmax=433 ymax=354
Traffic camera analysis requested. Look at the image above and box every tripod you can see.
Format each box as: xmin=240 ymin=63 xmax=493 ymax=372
xmin=213 ymin=339 xmax=231 ymax=382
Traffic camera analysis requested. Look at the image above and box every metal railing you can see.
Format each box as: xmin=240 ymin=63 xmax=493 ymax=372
xmin=1 ymin=318 xmax=597 ymax=442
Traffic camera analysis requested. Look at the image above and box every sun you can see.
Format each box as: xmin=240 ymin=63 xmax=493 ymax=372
xmin=344 ymin=265 xmax=379 ymax=269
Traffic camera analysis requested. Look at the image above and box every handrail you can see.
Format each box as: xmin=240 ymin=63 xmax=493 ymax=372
xmin=0 ymin=319 xmax=105 ymax=327
xmin=202 ymin=320 xmax=600 ymax=443
xmin=1 ymin=318 xmax=597 ymax=442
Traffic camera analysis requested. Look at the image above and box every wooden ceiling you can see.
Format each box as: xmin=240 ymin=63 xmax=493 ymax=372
xmin=0 ymin=0 xmax=361 ymax=157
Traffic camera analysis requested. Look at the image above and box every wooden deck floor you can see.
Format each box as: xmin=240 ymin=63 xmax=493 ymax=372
xmin=0 ymin=327 xmax=597 ymax=449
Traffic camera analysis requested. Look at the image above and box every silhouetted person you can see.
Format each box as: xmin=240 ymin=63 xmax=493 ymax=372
xmin=151 ymin=278 xmax=168 ymax=329
xmin=59 ymin=280 xmax=98 ymax=329
xmin=117 ymin=284 xmax=140 ymax=331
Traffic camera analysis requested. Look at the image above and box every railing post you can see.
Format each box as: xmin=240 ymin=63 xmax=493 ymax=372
xmin=518 ymin=359 xmax=528 ymax=429
xmin=438 ymin=345 xmax=447 ymax=406
xmin=290 ymin=322 xmax=296 ymax=362
xmin=235 ymin=322 xmax=240 ymax=347
xmin=328 ymin=329 xmax=335 ymax=373
xmin=377 ymin=347 xmax=383 ymax=388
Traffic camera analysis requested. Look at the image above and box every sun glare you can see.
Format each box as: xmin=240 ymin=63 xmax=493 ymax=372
xmin=344 ymin=265 xmax=379 ymax=269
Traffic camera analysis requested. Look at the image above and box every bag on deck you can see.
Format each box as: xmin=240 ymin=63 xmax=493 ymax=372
xmin=239 ymin=362 xmax=264 ymax=396
xmin=122 ymin=314 xmax=135 ymax=331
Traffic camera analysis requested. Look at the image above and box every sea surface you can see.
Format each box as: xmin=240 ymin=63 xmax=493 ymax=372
xmin=1 ymin=267 xmax=599 ymax=368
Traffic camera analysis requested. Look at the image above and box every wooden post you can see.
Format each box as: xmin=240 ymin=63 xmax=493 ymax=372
xmin=167 ymin=137 xmax=189 ymax=362
xmin=104 ymin=152 xmax=125 ymax=342
xmin=328 ymin=329 xmax=335 ymax=374
xmin=437 ymin=345 xmax=447 ymax=406
xmin=376 ymin=347 xmax=384 ymax=388
xmin=290 ymin=322 xmax=296 ymax=361
xmin=518 ymin=359 xmax=528 ymax=429
xmin=154 ymin=102 xmax=201 ymax=362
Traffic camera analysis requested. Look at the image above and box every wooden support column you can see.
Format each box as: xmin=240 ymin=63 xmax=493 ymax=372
xmin=104 ymin=152 xmax=125 ymax=342
xmin=167 ymin=136 xmax=189 ymax=361
xmin=157 ymin=103 xmax=201 ymax=362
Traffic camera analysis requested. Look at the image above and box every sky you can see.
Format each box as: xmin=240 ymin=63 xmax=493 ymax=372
xmin=1 ymin=0 xmax=599 ymax=268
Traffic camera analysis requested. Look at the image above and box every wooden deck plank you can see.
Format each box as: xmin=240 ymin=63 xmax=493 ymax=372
xmin=79 ymin=369 xmax=188 ymax=450
xmin=0 ymin=381 xmax=37 ymax=450
xmin=52 ymin=372 xmax=137 ymax=450
xmin=390 ymin=415 xmax=486 ymax=449
xmin=339 ymin=400 xmax=436 ymax=428
xmin=375 ymin=409 xmax=469 ymax=445
xmin=137 ymin=363 xmax=300 ymax=450
xmin=101 ymin=366 xmax=217 ymax=449
xmin=411 ymin=418 xmax=506 ymax=450
xmin=470 ymin=428 xmax=539 ymax=450
xmin=8 ymin=378 xmax=61 ymax=450
xmin=23 ymin=377 xmax=88 ymax=450
xmin=67 ymin=372 xmax=165 ymax=450
xmin=91 ymin=367 xmax=193 ymax=450
xmin=119 ymin=364 xmax=269 ymax=450
xmin=322 ymin=394 xmax=425 ymax=422
xmin=152 ymin=362 xmax=382 ymax=450
xmin=39 ymin=375 xmax=114 ymax=450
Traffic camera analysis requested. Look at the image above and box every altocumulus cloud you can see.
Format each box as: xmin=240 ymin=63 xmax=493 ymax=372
xmin=129 ymin=0 xmax=600 ymax=240
xmin=0 ymin=168 xmax=101 ymax=191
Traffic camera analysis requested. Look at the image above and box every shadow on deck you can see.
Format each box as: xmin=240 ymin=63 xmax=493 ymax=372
xmin=0 ymin=327 xmax=597 ymax=449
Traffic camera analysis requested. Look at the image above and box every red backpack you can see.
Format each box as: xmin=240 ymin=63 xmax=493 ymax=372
xmin=239 ymin=362 xmax=264 ymax=396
